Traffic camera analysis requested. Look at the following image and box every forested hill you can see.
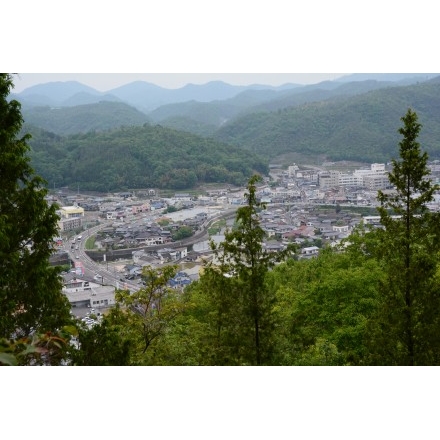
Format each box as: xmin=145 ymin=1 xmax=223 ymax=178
xmin=213 ymin=78 xmax=440 ymax=163
xmin=21 ymin=101 xmax=150 ymax=135
xmin=145 ymin=80 xmax=404 ymax=137
xmin=26 ymin=124 xmax=268 ymax=191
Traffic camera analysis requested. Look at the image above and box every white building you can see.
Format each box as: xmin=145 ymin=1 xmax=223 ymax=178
xmin=319 ymin=164 xmax=388 ymax=189
xmin=63 ymin=276 xmax=116 ymax=309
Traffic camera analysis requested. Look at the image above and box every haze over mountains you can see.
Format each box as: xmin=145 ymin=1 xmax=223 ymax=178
xmin=11 ymin=73 xmax=440 ymax=191
xmin=13 ymin=73 xmax=437 ymax=112
xmin=14 ymin=79 xmax=301 ymax=112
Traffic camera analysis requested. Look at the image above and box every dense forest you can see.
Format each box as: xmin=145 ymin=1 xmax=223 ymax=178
xmin=21 ymin=101 xmax=150 ymax=135
xmin=214 ymin=78 xmax=440 ymax=163
xmin=26 ymin=123 xmax=268 ymax=191
xmin=149 ymin=78 xmax=406 ymax=136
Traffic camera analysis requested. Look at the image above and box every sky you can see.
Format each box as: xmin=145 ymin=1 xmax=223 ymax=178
xmin=11 ymin=73 xmax=349 ymax=93
xmin=5 ymin=2 xmax=439 ymax=95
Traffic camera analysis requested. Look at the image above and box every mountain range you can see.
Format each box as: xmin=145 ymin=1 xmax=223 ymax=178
xmin=13 ymin=79 xmax=302 ymax=112
xmin=12 ymin=73 xmax=440 ymax=191
xmin=12 ymin=74 xmax=437 ymax=112
xmin=15 ymin=74 xmax=440 ymax=138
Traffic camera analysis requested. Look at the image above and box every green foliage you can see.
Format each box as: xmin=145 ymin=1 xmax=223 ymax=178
xmin=85 ymin=235 xmax=96 ymax=250
xmin=165 ymin=205 xmax=178 ymax=213
xmin=26 ymin=123 xmax=269 ymax=191
xmin=187 ymin=175 xmax=295 ymax=365
xmin=171 ymin=226 xmax=194 ymax=241
xmin=0 ymin=326 xmax=77 ymax=366
xmin=267 ymin=250 xmax=381 ymax=365
xmin=157 ymin=218 xmax=170 ymax=227
xmin=214 ymin=80 xmax=440 ymax=163
xmin=0 ymin=74 xmax=73 ymax=346
xmin=21 ymin=101 xmax=149 ymax=135
xmin=69 ymin=318 xmax=131 ymax=366
xmin=102 ymin=265 xmax=188 ymax=365
xmin=362 ymin=109 xmax=440 ymax=365
xmin=208 ymin=219 xmax=226 ymax=236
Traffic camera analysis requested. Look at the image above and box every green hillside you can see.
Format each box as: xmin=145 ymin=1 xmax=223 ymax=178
xmin=214 ymin=79 xmax=440 ymax=163
xmin=148 ymin=90 xmax=278 ymax=136
xmin=147 ymin=80 xmax=413 ymax=137
xmin=27 ymin=124 xmax=268 ymax=191
xmin=22 ymin=101 xmax=150 ymax=135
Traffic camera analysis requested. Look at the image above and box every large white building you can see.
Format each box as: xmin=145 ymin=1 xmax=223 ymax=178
xmin=57 ymin=206 xmax=85 ymax=232
xmin=319 ymin=164 xmax=389 ymax=189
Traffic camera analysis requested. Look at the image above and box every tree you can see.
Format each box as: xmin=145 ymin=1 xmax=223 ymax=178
xmin=266 ymin=249 xmax=381 ymax=365
xmin=0 ymin=74 xmax=72 ymax=345
xmin=68 ymin=318 xmax=132 ymax=366
xmin=366 ymin=108 xmax=440 ymax=365
xmin=194 ymin=175 xmax=294 ymax=365
xmin=171 ymin=225 xmax=194 ymax=241
xmin=107 ymin=265 xmax=187 ymax=365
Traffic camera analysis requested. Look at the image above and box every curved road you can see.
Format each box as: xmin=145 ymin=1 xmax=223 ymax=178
xmin=68 ymin=206 xmax=238 ymax=293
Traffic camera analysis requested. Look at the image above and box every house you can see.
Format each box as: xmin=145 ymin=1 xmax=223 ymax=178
xmin=263 ymin=241 xmax=286 ymax=253
xmin=157 ymin=248 xmax=178 ymax=263
xmin=300 ymin=246 xmax=320 ymax=258
xmin=123 ymin=264 xmax=143 ymax=279
xmin=174 ymin=193 xmax=192 ymax=201
xmin=333 ymin=225 xmax=349 ymax=233
xmin=151 ymin=201 xmax=166 ymax=210
xmin=132 ymin=250 xmax=161 ymax=266
xmin=168 ymin=272 xmax=192 ymax=289
xmin=62 ymin=275 xmax=116 ymax=309
xmin=175 ymin=247 xmax=188 ymax=259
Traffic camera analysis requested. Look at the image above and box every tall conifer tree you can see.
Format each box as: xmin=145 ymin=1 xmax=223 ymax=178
xmin=0 ymin=73 xmax=71 ymax=341
xmin=367 ymin=108 xmax=440 ymax=365
xmin=196 ymin=175 xmax=294 ymax=365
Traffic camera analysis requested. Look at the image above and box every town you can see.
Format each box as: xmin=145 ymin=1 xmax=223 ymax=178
xmin=49 ymin=159 xmax=440 ymax=323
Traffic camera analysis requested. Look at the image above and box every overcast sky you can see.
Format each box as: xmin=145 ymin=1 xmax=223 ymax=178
xmin=6 ymin=3 xmax=439 ymax=96
xmin=12 ymin=73 xmax=349 ymax=93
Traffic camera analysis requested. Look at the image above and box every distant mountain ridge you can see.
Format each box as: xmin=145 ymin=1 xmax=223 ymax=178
xmin=11 ymin=79 xmax=302 ymax=112
xmin=338 ymin=73 xmax=439 ymax=83
xmin=14 ymin=74 xmax=440 ymax=138
xmin=213 ymin=78 xmax=440 ymax=163
xmin=147 ymin=77 xmax=440 ymax=137
xmin=12 ymin=74 xmax=439 ymax=116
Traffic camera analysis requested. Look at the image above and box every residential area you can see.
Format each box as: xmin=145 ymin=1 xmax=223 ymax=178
xmin=49 ymin=159 xmax=440 ymax=320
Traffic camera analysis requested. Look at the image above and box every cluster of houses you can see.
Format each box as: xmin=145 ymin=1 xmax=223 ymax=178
xmin=52 ymin=159 xmax=440 ymax=316
xmin=262 ymin=161 xmax=440 ymax=210
xmin=61 ymin=267 xmax=196 ymax=313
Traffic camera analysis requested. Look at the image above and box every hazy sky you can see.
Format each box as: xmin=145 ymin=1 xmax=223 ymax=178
xmin=12 ymin=73 xmax=349 ymax=93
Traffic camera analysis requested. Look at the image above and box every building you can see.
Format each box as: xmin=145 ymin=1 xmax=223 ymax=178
xmin=57 ymin=206 xmax=85 ymax=232
xmin=59 ymin=206 xmax=85 ymax=219
xmin=168 ymin=271 xmax=192 ymax=289
xmin=62 ymin=274 xmax=116 ymax=309
xmin=300 ymin=246 xmax=320 ymax=258
xmin=318 ymin=164 xmax=389 ymax=190
xmin=319 ymin=170 xmax=341 ymax=188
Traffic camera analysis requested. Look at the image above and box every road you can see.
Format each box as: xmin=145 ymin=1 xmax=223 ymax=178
xmin=67 ymin=222 xmax=139 ymax=293
xmin=67 ymin=206 xmax=239 ymax=293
